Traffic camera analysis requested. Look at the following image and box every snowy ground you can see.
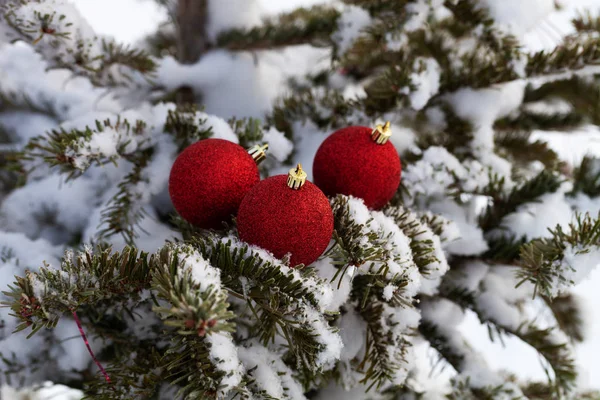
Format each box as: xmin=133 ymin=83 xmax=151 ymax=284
xmin=70 ymin=0 xmax=600 ymax=392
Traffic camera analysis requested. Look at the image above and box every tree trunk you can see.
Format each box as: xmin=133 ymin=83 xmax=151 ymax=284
xmin=176 ymin=0 xmax=208 ymax=105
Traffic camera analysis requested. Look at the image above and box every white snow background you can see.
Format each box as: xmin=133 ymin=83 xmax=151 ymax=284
xmin=2 ymin=0 xmax=599 ymax=397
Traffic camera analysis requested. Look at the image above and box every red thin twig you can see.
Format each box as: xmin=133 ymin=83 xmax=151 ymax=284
xmin=71 ymin=309 xmax=111 ymax=383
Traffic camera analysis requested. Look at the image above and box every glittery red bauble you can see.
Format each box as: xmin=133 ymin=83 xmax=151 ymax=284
xmin=313 ymin=126 xmax=401 ymax=210
xmin=237 ymin=175 xmax=334 ymax=267
xmin=169 ymin=139 xmax=260 ymax=229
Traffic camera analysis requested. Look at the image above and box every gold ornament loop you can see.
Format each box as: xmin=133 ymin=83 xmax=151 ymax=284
xmin=287 ymin=163 xmax=307 ymax=190
xmin=248 ymin=143 xmax=269 ymax=164
xmin=371 ymin=121 xmax=392 ymax=145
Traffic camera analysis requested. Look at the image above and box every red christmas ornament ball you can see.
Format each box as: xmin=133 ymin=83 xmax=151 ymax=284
xmin=169 ymin=139 xmax=260 ymax=229
xmin=313 ymin=125 xmax=401 ymax=210
xmin=237 ymin=171 xmax=334 ymax=267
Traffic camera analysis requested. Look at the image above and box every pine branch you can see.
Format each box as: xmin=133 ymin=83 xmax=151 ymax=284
xmin=479 ymin=170 xmax=563 ymax=232
xmin=1 ymin=246 xmax=153 ymax=336
xmin=526 ymin=34 xmax=600 ymax=78
xmin=331 ymin=195 xmax=391 ymax=269
xmin=572 ymin=11 xmax=600 ymax=33
xmin=268 ymin=88 xmax=359 ymax=136
xmin=164 ymin=106 xmax=213 ymax=151
xmin=495 ymin=112 xmax=583 ymax=133
xmin=355 ymin=299 xmax=414 ymax=391
xmin=441 ymin=286 xmax=577 ymax=397
xmin=228 ymin=117 xmax=265 ymax=149
xmin=191 ymin=234 xmax=340 ymax=373
xmin=1 ymin=244 xmax=246 ymax=398
xmin=97 ymin=150 xmax=153 ymax=246
xmin=17 ymin=117 xmax=150 ymax=179
xmin=494 ymin=130 xmax=561 ymax=170
xmin=2 ymin=1 xmax=156 ymax=87
xmin=522 ymin=76 xmax=600 ymax=126
xmin=517 ymin=212 xmax=600 ymax=298
xmin=572 ymin=156 xmax=600 ymax=197
xmin=544 ymin=294 xmax=585 ymax=344
xmin=216 ymin=6 xmax=340 ymax=51
xmin=447 ymin=376 xmax=525 ymax=400
xmin=384 ymin=205 xmax=447 ymax=278
xmin=484 ymin=234 xmax=527 ymax=262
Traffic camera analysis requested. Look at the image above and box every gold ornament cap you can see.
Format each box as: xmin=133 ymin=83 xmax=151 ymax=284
xmin=287 ymin=163 xmax=307 ymax=190
xmin=248 ymin=143 xmax=269 ymax=164
xmin=371 ymin=121 xmax=392 ymax=145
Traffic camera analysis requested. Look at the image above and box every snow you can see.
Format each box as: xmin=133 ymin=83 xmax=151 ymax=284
xmin=1 ymin=382 xmax=84 ymax=400
xmin=303 ymin=305 xmax=343 ymax=368
xmin=262 ymin=126 xmax=294 ymax=161
xmin=207 ymin=0 xmax=262 ymax=42
xmin=205 ymin=332 xmax=244 ymax=395
xmin=332 ymin=5 xmax=371 ymax=56
xmin=552 ymin=244 xmax=600 ymax=297
xmin=178 ymin=247 xmax=222 ymax=292
xmin=238 ymin=343 xmax=307 ymax=400
xmin=408 ymin=58 xmax=441 ymax=110
xmin=478 ymin=0 xmax=556 ymax=38
xmin=498 ymin=191 xmax=574 ymax=240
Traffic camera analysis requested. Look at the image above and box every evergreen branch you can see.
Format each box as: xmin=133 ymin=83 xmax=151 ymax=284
xmin=216 ymin=6 xmax=340 ymax=51
xmin=494 ymin=130 xmax=561 ymax=170
xmin=228 ymin=117 xmax=265 ymax=149
xmin=441 ymin=287 xmax=577 ymax=397
xmin=418 ymin=319 xmax=465 ymax=374
xmin=1 ymin=246 xmax=152 ymax=335
xmin=356 ymin=300 xmax=414 ymax=391
xmin=572 ymin=11 xmax=600 ymax=33
xmin=268 ymin=88 xmax=358 ymax=136
xmin=96 ymin=150 xmax=153 ymax=246
xmin=517 ymin=212 xmax=600 ymax=298
xmin=523 ymin=76 xmax=600 ymax=126
xmin=572 ymin=156 xmax=600 ymax=198
xmin=164 ymin=106 xmax=213 ymax=151
xmin=479 ymin=170 xmax=563 ymax=232
xmin=331 ymin=195 xmax=390 ymax=269
xmin=342 ymin=0 xmax=408 ymax=15
xmin=17 ymin=117 xmax=150 ymax=178
xmin=0 ymin=88 xmax=61 ymax=119
xmin=484 ymin=234 xmax=527 ymax=262
xmin=495 ymin=112 xmax=583 ymax=133
xmin=2 ymin=1 xmax=156 ymax=87
xmin=1 ymin=244 xmax=245 ymax=398
xmin=447 ymin=376 xmax=526 ymax=400
xmin=544 ymin=293 xmax=585 ymax=344
xmin=191 ymin=235 xmax=340 ymax=372
xmin=526 ymin=35 xmax=600 ymax=78
xmin=384 ymin=205 xmax=447 ymax=278
xmin=143 ymin=22 xmax=177 ymax=58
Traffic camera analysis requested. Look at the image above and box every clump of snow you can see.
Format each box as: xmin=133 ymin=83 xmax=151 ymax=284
xmin=1 ymin=382 xmax=83 ymax=400
xmin=205 ymin=332 xmax=244 ymax=395
xmin=387 ymin=123 xmax=417 ymax=155
xmin=263 ymin=126 xmax=293 ymax=161
xmin=551 ymin=245 xmax=600 ymax=297
xmin=478 ymin=0 xmax=556 ymax=38
xmin=303 ymin=306 xmax=343 ymax=368
xmin=206 ymin=0 xmax=261 ymax=42
xmin=498 ymin=191 xmax=573 ymax=240
xmin=332 ymin=5 xmax=371 ymax=55
xmin=238 ymin=342 xmax=306 ymax=400
xmin=408 ymin=58 xmax=441 ymax=110
xmin=177 ymin=247 xmax=222 ymax=292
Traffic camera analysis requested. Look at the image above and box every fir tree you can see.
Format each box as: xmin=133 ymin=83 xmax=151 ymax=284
xmin=1 ymin=0 xmax=600 ymax=399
